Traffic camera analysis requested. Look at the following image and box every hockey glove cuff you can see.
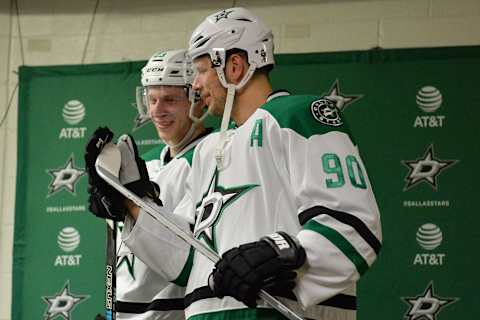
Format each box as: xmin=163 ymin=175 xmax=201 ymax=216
xmin=209 ymin=231 xmax=306 ymax=307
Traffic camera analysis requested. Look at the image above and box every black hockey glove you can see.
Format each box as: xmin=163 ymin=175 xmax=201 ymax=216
xmin=209 ymin=232 xmax=306 ymax=308
xmin=85 ymin=128 xmax=161 ymax=222
xmin=85 ymin=127 xmax=126 ymax=221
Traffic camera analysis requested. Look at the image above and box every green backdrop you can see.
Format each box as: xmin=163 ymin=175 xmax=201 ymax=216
xmin=13 ymin=46 xmax=480 ymax=319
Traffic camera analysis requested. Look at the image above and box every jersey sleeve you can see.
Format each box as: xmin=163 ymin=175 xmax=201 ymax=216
xmin=265 ymin=96 xmax=382 ymax=308
xmin=121 ymin=144 xmax=197 ymax=286
xmin=121 ymin=199 xmax=192 ymax=284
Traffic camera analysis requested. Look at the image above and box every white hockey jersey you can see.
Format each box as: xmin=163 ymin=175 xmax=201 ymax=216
xmin=124 ymin=94 xmax=382 ymax=320
xmin=116 ymin=135 xmax=206 ymax=320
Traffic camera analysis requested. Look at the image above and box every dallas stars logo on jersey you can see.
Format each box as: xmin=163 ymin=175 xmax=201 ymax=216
xmin=402 ymin=144 xmax=458 ymax=191
xmin=194 ymin=169 xmax=258 ymax=251
xmin=117 ymin=254 xmax=136 ymax=280
xmin=310 ymin=99 xmax=343 ymax=126
xmin=46 ymin=154 xmax=85 ymax=196
xmin=311 ymin=79 xmax=363 ymax=126
xmin=116 ymin=224 xmax=137 ymax=280
xmin=42 ymin=281 xmax=89 ymax=320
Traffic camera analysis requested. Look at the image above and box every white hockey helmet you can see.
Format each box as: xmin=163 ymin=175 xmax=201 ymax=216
xmin=136 ymin=49 xmax=198 ymax=150
xmin=188 ymin=7 xmax=275 ymax=89
xmin=136 ymin=49 xmax=193 ymax=117
xmin=141 ymin=49 xmax=193 ymax=87
xmin=188 ymin=8 xmax=275 ymax=170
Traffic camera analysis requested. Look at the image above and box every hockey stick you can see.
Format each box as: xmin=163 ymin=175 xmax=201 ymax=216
xmin=105 ymin=219 xmax=117 ymax=320
xmin=95 ymin=143 xmax=304 ymax=320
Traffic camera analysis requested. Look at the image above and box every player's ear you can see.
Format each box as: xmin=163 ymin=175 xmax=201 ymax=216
xmin=225 ymin=53 xmax=247 ymax=85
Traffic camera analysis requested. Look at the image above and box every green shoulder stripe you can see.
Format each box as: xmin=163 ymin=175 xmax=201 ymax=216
xmin=141 ymin=144 xmax=166 ymax=161
xmin=179 ymin=146 xmax=195 ymax=167
xmin=261 ymin=95 xmax=354 ymax=142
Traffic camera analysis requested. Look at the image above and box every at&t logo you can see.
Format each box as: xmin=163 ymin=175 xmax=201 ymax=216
xmin=54 ymin=226 xmax=82 ymax=267
xmin=413 ymin=86 xmax=446 ymax=128
xmin=413 ymin=223 xmax=445 ymax=266
xmin=59 ymin=100 xmax=87 ymax=139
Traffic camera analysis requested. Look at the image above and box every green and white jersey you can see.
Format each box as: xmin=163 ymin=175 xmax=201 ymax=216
xmin=123 ymin=93 xmax=382 ymax=320
xmin=117 ymin=137 xmax=204 ymax=320
xmin=179 ymin=94 xmax=381 ymax=320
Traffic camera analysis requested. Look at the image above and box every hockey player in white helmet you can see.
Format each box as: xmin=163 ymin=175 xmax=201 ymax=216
xmin=84 ymin=49 xmax=211 ymax=320
xmin=107 ymin=7 xmax=382 ymax=320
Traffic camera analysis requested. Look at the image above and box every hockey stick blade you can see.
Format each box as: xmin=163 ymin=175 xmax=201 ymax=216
xmin=95 ymin=163 xmax=304 ymax=320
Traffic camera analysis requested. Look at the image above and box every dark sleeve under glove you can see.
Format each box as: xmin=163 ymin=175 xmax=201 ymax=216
xmin=209 ymin=231 xmax=306 ymax=308
xmin=85 ymin=127 xmax=126 ymax=221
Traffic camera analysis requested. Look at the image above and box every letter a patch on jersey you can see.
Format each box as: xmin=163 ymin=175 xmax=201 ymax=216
xmin=194 ymin=170 xmax=258 ymax=251
xmin=250 ymin=118 xmax=263 ymax=147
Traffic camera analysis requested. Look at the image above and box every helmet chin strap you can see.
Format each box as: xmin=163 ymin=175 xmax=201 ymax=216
xmin=214 ymin=62 xmax=257 ymax=171
xmin=215 ymin=84 xmax=235 ymax=171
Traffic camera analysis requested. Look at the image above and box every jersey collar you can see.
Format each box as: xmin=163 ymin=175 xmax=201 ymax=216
xmin=267 ymin=89 xmax=291 ymax=102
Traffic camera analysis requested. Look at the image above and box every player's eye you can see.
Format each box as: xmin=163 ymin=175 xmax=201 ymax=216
xmin=149 ymin=97 xmax=157 ymax=105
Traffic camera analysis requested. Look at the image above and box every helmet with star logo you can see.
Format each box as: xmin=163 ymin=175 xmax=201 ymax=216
xmin=188 ymin=7 xmax=275 ymax=89
xmin=188 ymin=7 xmax=275 ymax=170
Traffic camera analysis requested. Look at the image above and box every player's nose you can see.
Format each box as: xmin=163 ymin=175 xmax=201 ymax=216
xmin=192 ymin=75 xmax=202 ymax=91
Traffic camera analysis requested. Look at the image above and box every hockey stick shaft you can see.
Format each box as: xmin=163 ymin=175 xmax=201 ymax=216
xmin=96 ymin=164 xmax=304 ymax=320
xmin=105 ymin=220 xmax=117 ymax=320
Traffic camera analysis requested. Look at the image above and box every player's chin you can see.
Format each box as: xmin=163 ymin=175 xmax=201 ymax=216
xmin=156 ymin=125 xmax=176 ymax=140
xmin=154 ymin=120 xmax=175 ymax=130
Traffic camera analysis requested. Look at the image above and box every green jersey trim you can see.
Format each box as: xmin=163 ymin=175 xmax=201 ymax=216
xmin=303 ymin=220 xmax=368 ymax=275
xmin=172 ymin=247 xmax=195 ymax=287
xmin=261 ymin=95 xmax=355 ymax=143
xmin=141 ymin=142 xmax=194 ymax=166
xmin=180 ymin=147 xmax=195 ymax=167
xmin=187 ymin=308 xmax=289 ymax=320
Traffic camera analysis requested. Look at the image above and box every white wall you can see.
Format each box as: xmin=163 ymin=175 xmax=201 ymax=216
xmin=0 ymin=0 xmax=479 ymax=319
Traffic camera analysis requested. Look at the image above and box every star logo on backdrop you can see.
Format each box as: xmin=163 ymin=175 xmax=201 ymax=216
xmin=402 ymin=282 xmax=458 ymax=320
xmin=402 ymin=144 xmax=458 ymax=191
xmin=214 ymin=9 xmax=233 ymax=22
xmin=42 ymin=281 xmax=89 ymax=320
xmin=47 ymin=154 xmax=85 ymax=196
xmin=194 ymin=170 xmax=258 ymax=250
xmin=321 ymin=79 xmax=363 ymax=111
xmin=132 ymin=102 xmax=151 ymax=131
